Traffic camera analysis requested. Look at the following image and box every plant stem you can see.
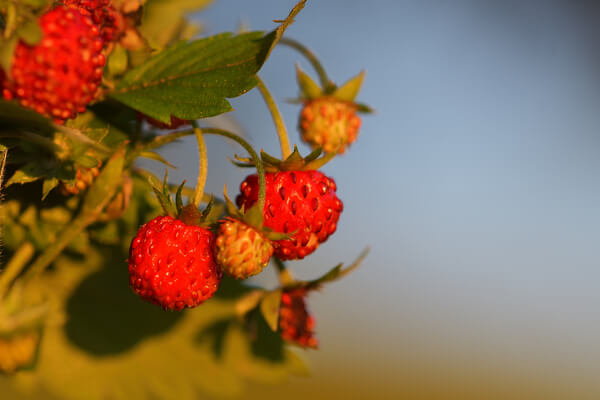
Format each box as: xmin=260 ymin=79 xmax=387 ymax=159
xmin=201 ymin=128 xmax=266 ymax=214
xmin=23 ymin=214 xmax=92 ymax=282
xmin=279 ymin=37 xmax=333 ymax=90
xmin=190 ymin=121 xmax=207 ymax=208
xmin=256 ymin=76 xmax=291 ymax=160
xmin=0 ymin=242 xmax=35 ymax=300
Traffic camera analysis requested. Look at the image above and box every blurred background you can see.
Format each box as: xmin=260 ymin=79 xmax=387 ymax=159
xmin=141 ymin=0 xmax=600 ymax=398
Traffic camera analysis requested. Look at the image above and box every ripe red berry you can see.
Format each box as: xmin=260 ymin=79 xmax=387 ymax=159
xmin=62 ymin=0 xmax=124 ymax=44
xmin=299 ymin=97 xmax=361 ymax=154
xmin=236 ymin=170 xmax=343 ymax=260
xmin=128 ymin=216 xmax=222 ymax=311
xmin=278 ymin=289 xmax=318 ymax=348
xmin=215 ymin=218 xmax=274 ymax=279
xmin=1 ymin=6 xmax=105 ymax=122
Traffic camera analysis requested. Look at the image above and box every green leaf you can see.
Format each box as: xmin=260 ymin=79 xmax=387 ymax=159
xmin=109 ymin=0 xmax=306 ymax=123
xmin=332 ymin=70 xmax=365 ymax=102
xmin=0 ymin=100 xmax=56 ymax=134
xmin=296 ymin=64 xmax=322 ymax=99
xmin=6 ymin=161 xmax=49 ymax=186
xmin=260 ymin=289 xmax=282 ymax=332
xmin=41 ymin=177 xmax=58 ymax=200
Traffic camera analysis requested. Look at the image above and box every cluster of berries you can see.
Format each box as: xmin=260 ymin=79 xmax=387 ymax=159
xmin=126 ymin=39 xmax=369 ymax=348
xmin=0 ymin=1 xmax=124 ymax=123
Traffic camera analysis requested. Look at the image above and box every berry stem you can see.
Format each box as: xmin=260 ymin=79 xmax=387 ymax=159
xmin=201 ymin=128 xmax=266 ymax=214
xmin=0 ymin=242 xmax=35 ymax=300
xmin=190 ymin=121 xmax=208 ymax=208
xmin=256 ymin=76 xmax=292 ymax=160
xmin=279 ymin=37 xmax=333 ymax=90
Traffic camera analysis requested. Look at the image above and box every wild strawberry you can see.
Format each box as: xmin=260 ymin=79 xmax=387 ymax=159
xmin=0 ymin=331 xmax=40 ymax=374
xmin=278 ymin=288 xmax=318 ymax=348
xmin=62 ymin=0 xmax=124 ymax=44
xmin=1 ymin=6 xmax=105 ymax=123
xmin=299 ymin=97 xmax=361 ymax=154
xmin=294 ymin=66 xmax=371 ymax=154
xmin=128 ymin=214 xmax=221 ymax=311
xmin=215 ymin=217 xmax=273 ymax=279
xmin=60 ymin=162 xmax=102 ymax=196
xmin=236 ymin=166 xmax=343 ymax=260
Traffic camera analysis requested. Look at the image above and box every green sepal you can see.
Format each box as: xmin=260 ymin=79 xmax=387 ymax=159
xmin=234 ymin=145 xmax=337 ymax=172
xmin=259 ymin=289 xmax=282 ymax=332
xmin=304 ymin=248 xmax=369 ymax=290
xmin=175 ymin=180 xmax=186 ymax=212
xmin=331 ymin=70 xmax=365 ymax=101
xmin=139 ymin=150 xmax=176 ymax=169
xmin=296 ymin=64 xmax=323 ymax=99
xmin=355 ymin=102 xmax=375 ymax=114
xmin=148 ymin=169 xmax=177 ymax=217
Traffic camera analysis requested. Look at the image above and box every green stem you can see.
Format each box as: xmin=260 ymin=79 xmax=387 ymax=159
xmin=201 ymin=128 xmax=266 ymax=214
xmin=190 ymin=121 xmax=207 ymax=208
xmin=279 ymin=37 xmax=333 ymax=90
xmin=256 ymin=76 xmax=292 ymax=160
xmin=0 ymin=242 xmax=35 ymax=300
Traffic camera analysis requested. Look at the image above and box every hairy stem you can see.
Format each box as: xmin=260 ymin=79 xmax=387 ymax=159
xmin=256 ymin=76 xmax=291 ymax=160
xmin=190 ymin=121 xmax=208 ymax=208
xmin=201 ymin=128 xmax=266 ymax=214
xmin=279 ymin=37 xmax=333 ymax=90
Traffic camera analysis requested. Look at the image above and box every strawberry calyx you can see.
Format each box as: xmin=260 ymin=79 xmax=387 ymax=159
xmin=293 ymin=65 xmax=373 ymax=114
xmin=232 ymin=145 xmax=336 ymax=173
xmin=148 ymin=170 xmax=215 ymax=228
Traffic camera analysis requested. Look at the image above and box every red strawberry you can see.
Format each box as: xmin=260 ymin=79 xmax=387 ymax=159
xmin=236 ymin=169 xmax=343 ymax=260
xmin=278 ymin=288 xmax=318 ymax=348
xmin=128 ymin=215 xmax=222 ymax=311
xmin=1 ymin=6 xmax=105 ymax=123
xmin=62 ymin=0 xmax=124 ymax=44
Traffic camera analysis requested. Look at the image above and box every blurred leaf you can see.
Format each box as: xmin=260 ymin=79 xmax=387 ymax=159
xmin=81 ymin=147 xmax=125 ymax=215
xmin=0 ymin=100 xmax=56 ymax=134
xmin=110 ymin=1 xmax=306 ymax=123
xmin=141 ymin=0 xmax=213 ymax=49
xmin=260 ymin=289 xmax=282 ymax=332
xmin=41 ymin=177 xmax=58 ymax=200
xmin=6 ymin=161 xmax=50 ymax=186
xmin=107 ymin=44 xmax=128 ymax=77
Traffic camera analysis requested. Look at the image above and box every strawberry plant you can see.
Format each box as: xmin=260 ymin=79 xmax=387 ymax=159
xmin=0 ymin=1 xmax=371 ymax=398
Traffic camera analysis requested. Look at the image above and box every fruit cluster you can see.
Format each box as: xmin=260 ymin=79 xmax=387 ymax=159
xmin=0 ymin=0 xmax=370 ymax=355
